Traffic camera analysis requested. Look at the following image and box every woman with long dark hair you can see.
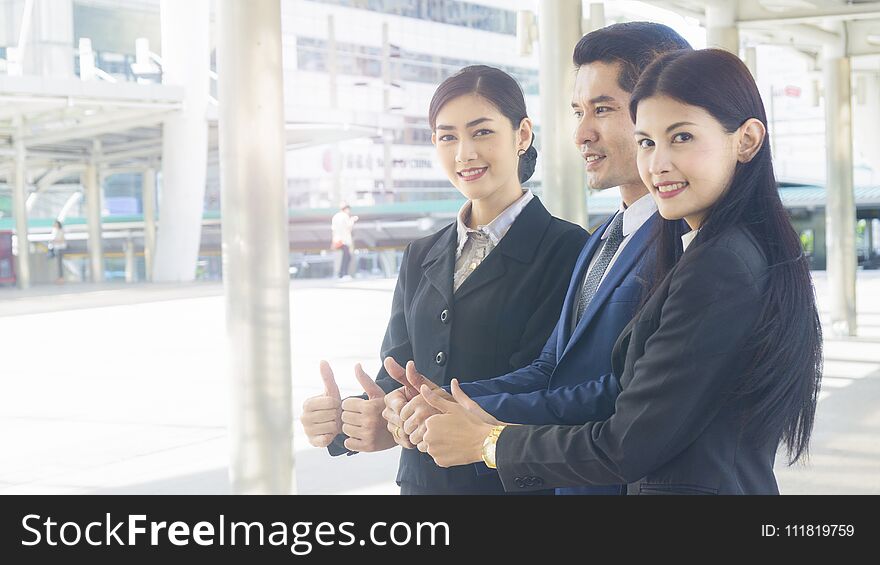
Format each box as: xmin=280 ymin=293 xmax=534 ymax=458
xmin=417 ymin=49 xmax=823 ymax=495
xmin=300 ymin=65 xmax=588 ymax=494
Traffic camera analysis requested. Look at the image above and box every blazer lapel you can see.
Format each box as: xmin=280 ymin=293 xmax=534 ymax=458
xmin=453 ymin=197 xmax=551 ymax=302
xmin=421 ymin=224 xmax=456 ymax=308
xmin=562 ymin=212 xmax=659 ymax=358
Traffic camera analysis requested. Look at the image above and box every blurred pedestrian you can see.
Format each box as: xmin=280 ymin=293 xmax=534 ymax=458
xmin=49 ymin=219 xmax=67 ymax=284
xmin=331 ymin=203 xmax=358 ymax=279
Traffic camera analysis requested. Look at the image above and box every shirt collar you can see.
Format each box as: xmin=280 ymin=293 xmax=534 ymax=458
xmin=600 ymin=191 xmax=657 ymax=240
xmin=456 ymin=190 xmax=534 ymax=255
xmin=681 ymin=228 xmax=700 ymax=252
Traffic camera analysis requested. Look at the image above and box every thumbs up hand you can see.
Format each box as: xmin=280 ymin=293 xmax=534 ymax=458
xmin=340 ymin=363 xmax=397 ymax=453
xmin=420 ymin=379 xmax=505 ymax=468
xmin=301 ymin=361 xmax=344 ymax=448
xmin=399 ymin=361 xmax=454 ymax=446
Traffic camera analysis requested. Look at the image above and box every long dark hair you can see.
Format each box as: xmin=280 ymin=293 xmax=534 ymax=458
xmin=428 ymin=65 xmax=537 ymax=184
xmin=630 ymin=49 xmax=822 ymax=464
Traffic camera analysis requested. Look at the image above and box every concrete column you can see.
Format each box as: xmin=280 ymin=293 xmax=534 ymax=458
xmin=537 ymin=0 xmax=587 ymax=227
xmin=142 ymin=167 xmax=157 ymax=281
xmin=12 ymin=117 xmax=30 ymax=289
xmin=705 ymin=0 xmax=739 ymax=55
xmin=124 ymin=235 xmax=136 ymax=283
xmin=27 ymin=0 xmax=74 ymax=77
xmin=84 ymin=141 xmax=104 ymax=283
xmin=381 ymin=22 xmax=394 ymax=197
xmin=584 ymin=2 xmax=605 ymax=34
xmin=217 ymin=0 xmax=294 ymax=495
xmin=853 ymin=72 xmax=880 ymax=184
xmin=327 ymin=15 xmax=342 ymax=204
xmin=823 ymin=33 xmax=857 ymax=336
xmin=745 ymin=46 xmax=757 ymax=80
xmin=153 ymin=0 xmax=210 ymax=282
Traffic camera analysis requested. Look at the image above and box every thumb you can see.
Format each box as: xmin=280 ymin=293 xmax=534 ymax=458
xmin=420 ymin=384 xmax=458 ymax=415
xmin=319 ymin=360 xmax=341 ymax=401
xmin=406 ymin=360 xmax=438 ymax=392
xmin=384 ymin=357 xmax=418 ymax=398
xmin=451 ymin=378 xmax=495 ymax=422
xmin=354 ymin=363 xmax=384 ymax=400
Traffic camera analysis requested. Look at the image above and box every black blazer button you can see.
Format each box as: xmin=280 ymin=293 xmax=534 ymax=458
xmin=534 ymin=477 xmax=544 ymax=487
xmin=435 ymin=351 xmax=446 ymax=366
xmin=514 ymin=478 xmax=525 ymax=488
xmin=440 ymin=309 xmax=450 ymax=324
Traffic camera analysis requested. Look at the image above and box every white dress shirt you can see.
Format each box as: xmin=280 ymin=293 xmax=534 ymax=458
xmin=453 ymin=189 xmax=534 ymax=292
xmin=681 ymin=228 xmax=700 ymax=252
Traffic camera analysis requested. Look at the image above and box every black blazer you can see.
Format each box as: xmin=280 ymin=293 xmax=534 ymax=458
xmin=332 ymin=197 xmax=587 ymax=494
xmin=496 ymin=225 xmax=780 ymax=494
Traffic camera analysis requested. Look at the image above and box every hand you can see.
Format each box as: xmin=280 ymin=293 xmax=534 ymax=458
xmin=420 ymin=379 xmax=505 ymax=468
xmin=341 ymin=363 xmax=396 ymax=453
xmin=400 ymin=360 xmax=453 ymax=445
xmin=382 ymin=357 xmax=417 ymax=449
xmin=301 ymin=361 xmax=343 ymax=448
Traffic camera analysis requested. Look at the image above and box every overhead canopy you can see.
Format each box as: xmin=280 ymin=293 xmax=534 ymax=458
xmin=0 ymin=74 xmax=381 ymax=181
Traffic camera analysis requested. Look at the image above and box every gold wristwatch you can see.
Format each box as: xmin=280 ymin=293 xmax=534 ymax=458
xmin=481 ymin=425 xmax=507 ymax=469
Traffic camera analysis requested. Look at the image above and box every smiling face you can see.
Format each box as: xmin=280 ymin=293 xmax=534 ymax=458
xmin=571 ymin=61 xmax=643 ymax=196
xmin=432 ymin=93 xmax=530 ymax=204
xmin=634 ymin=95 xmax=742 ymax=230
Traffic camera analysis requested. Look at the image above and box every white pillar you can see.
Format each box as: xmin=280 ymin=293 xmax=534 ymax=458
xmin=27 ymin=0 xmax=74 ymax=77
xmin=218 ymin=0 xmax=294 ymax=495
xmin=12 ymin=117 xmax=30 ymax=289
xmin=585 ymin=2 xmax=605 ymax=34
xmin=142 ymin=167 xmax=157 ymax=281
xmin=538 ymin=0 xmax=587 ymax=227
xmin=381 ymin=22 xmax=394 ymax=197
xmin=745 ymin=46 xmax=758 ymax=80
xmin=705 ymin=0 xmax=739 ymax=55
xmin=153 ymin=0 xmax=210 ymax=282
xmin=853 ymin=73 xmax=880 ymax=184
xmin=84 ymin=142 xmax=104 ymax=283
xmin=124 ymin=235 xmax=136 ymax=283
xmin=823 ymin=33 xmax=857 ymax=336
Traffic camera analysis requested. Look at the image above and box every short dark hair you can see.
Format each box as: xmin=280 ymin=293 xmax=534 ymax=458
xmin=428 ymin=65 xmax=537 ymax=183
xmin=572 ymin=22 xmax=692 ymax=93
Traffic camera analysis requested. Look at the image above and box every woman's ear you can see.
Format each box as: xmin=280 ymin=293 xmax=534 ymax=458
xmin=431 ymin=131 xmax=437 ymax=147
xmin=518 ymin=117 xmax=533 ymax=151
xmin=736 ymin=118 xmax=766 ymax=163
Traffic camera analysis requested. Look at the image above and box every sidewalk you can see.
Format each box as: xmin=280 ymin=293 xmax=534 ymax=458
xmin=1 ymin=272 xmax=878 ymax=494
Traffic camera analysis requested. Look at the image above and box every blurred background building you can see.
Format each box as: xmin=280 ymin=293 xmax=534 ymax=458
xmin=0 ymin=0 xmax=878 ymax=283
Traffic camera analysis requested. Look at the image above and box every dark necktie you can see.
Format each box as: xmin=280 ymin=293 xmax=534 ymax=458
xmin=576 ymin=213 xmax=625 ymax=323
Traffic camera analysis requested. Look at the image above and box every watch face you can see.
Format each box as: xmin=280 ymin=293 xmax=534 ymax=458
xmin=485 ymin=441 xmax=497 ymax=467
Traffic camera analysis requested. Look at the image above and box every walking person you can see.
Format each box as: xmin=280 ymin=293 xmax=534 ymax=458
xmin=49 ymin=220 xmax=67 ymax=284
xmin=331 ymin=203 xmax=358 ymax=279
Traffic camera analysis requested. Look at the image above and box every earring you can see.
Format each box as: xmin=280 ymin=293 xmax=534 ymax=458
xmin=517 ymin=149 xmax=526 ymax=157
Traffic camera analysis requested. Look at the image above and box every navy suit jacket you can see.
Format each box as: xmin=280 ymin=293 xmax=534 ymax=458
xmin=458 ymin=211 xmax=660 ymax=495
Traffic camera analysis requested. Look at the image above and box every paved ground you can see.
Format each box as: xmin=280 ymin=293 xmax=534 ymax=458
xmin=1 ymin=271 xmax=877 ymax=495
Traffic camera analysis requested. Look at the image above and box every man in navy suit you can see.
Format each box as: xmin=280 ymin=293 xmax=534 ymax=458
xmin=385 ymin=22 xmax=693 ymax=495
